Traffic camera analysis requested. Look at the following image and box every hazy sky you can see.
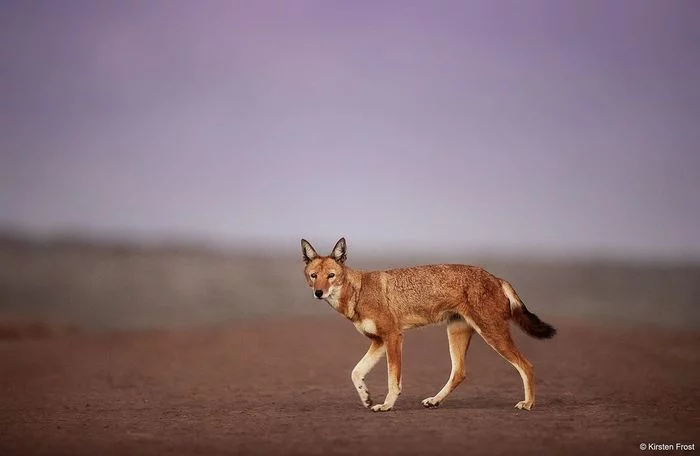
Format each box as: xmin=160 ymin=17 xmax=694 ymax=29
xmin=1 ymin=1 xmax=699 ymax=258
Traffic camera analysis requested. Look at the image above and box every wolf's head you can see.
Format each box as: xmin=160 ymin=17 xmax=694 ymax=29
xmin=300 ymin=237 xmax=347 ymax=300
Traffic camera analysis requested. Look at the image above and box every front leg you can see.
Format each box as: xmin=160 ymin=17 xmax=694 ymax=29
xmin=371 ymin=333 xmax=403 ymax=412
xmin=351 ymin=339 xmax=386 ymax=408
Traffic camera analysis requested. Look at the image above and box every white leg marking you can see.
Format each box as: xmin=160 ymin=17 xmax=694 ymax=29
xmin=372 ymin=379 xmax=401 ymax=412
xmin=371 ymin=335 xmax=402 ymax=412
xmin=513 ymin=363 xmax=534 ymax=410
xmin=351 ymin=341 xmax=385 ymax=408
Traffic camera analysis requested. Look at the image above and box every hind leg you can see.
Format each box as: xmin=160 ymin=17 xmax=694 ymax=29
xmin=476 ymin=320 xmax=535 ymax=410
xmin=422 ymin=319 xmax=474 ymax=408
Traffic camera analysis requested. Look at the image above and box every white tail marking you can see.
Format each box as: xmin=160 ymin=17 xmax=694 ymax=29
xmin=501 ymin=281 xmax=521 ymax=311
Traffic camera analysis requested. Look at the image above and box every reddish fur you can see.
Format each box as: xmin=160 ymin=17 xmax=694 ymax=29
xmin=301 ymin=238 xmax=556 ymax=411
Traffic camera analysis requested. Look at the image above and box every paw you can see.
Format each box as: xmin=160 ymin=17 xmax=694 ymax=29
xmin=421 ymin=397 xmax=441 ymax=408
xmin=370 ymin=403 xmax=393 ymax=412
xmin=357 ymin=390 xmax=373 ymax=408
xmin=515 ymin=400 xmax=533 ymax=410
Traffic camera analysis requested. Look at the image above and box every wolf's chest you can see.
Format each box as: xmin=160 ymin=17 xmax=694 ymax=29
xmin=353 ymin=319 xmax=377 ymax=336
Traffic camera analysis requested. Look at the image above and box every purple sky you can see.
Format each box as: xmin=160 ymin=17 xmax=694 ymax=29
xmin=1 ymin=1 xmax=699 ymax=258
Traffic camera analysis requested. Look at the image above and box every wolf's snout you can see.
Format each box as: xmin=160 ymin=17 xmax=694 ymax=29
xmin=314 ymin=289 xmax=324 ymax=298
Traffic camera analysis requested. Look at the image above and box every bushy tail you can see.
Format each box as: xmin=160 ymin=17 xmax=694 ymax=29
xmin=500 ymin=279 xmax=556 ymax=339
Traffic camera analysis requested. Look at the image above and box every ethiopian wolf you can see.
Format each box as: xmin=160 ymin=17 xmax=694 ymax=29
xmin=301 ymin=237 xmax=556 ymax=412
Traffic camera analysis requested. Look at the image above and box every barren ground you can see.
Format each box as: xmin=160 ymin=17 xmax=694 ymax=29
xmin=1 ymin=316 xmax=698 ymax=456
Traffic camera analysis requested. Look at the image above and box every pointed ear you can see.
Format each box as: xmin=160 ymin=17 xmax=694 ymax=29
xmin=301 ymin=239 xmax=318 ymax=264
xmin=331 ymin=237 xmax=347 ymax=263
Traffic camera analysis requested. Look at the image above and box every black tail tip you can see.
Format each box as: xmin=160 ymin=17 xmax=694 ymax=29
xmin=517 ymin=307 xmax=557 ymax=339
xmin=528 ymin=311 xmax=557 ymax=339
xmin=535 ymin=323 xmax=557 ymax=339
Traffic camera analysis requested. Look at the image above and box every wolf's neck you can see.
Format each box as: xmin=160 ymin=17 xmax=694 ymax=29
xmin=328 ymin=267 xmax=363 ymax=320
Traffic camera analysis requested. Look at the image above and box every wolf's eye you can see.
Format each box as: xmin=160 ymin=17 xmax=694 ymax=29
xmin=328 ymin=273 xmax=335 ymax=279
xmin=310 ymin=273 xmax=317 ymax=279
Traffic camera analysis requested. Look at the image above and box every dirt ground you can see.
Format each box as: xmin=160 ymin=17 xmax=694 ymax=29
xmin=1 ymin=316 xmax=698 ymax=456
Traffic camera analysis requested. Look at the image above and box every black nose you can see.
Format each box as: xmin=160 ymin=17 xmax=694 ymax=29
xmin=314 ymin=289 xmax=323 ymax=298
